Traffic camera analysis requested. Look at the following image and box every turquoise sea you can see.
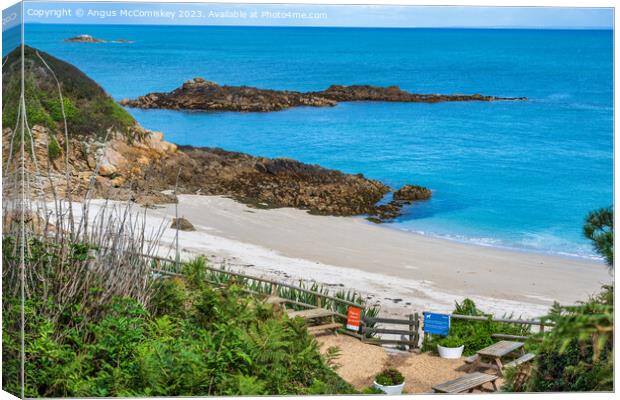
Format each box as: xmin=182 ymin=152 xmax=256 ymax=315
xmin=21 ymin=24 xmax=613 ymax=259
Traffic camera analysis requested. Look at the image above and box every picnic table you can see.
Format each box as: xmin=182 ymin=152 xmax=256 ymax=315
xmin=468 ymin=340 xmax=525 ymax=377
xmin=432 ymin=372 xmax=498 ymax=393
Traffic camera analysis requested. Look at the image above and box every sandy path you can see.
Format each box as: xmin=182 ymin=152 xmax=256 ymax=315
xmin=317 ymin=334 xmax=473 ymax=393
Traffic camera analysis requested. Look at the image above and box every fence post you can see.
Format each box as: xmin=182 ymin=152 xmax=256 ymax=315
xmin=413 ymin=312 xmax=420 ymax=350
xmin=408 ymin=314 xmax=415 ymax=352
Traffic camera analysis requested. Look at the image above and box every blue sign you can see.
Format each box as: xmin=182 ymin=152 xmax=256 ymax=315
xmin=423 ymin=312 xmax=451 ymax=336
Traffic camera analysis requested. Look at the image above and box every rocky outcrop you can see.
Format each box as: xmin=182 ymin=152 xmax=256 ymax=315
xmin=4 ymin=46 xmax=431 ymax=222
xmin=64 ymin=35 xmax=133 ymax=43
xmin=9 ymin=122 xmax=413 ymax=220
xmin=171 ymin=217 xmax=196 ymax=231
xmin=121 ymin=77 xmax=337 ymax=112
xmin=137 ymin=146 xmax=393 ymax=217
xmin=65 ymin=35 xmax=105 ymax=43
xmin=393 ymin=185 xmax=432 ymax=202
xmin=119 ymin=78 xmax=527 ymax=112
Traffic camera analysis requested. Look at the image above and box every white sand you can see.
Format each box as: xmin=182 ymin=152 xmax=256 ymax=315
xmin=84 ymin=195 xmax=611 ymax=318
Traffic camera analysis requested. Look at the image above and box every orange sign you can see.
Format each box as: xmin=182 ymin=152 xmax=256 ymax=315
xmin=346 ymin=306 xmax=361 ymax=331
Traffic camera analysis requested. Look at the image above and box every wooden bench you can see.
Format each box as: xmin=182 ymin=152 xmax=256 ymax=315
xmin=432 ymin=372 xmax=498 ymax=393
xmin=307 ymin=322 xmax=342 ymax=335
xmin=286 ymin=308 xmax=337 ymax=320
xmin=469 ymin=340 xmax=525 ymax=376
xmin=505 ymin=353 xmax=535 ymax=369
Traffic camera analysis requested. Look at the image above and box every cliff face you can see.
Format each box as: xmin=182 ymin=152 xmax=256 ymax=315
xmin=3 ymin=47 xmax=407 ymax=219
xmin=2 ymin=46 xmax=177 ymax=201
xmin=119 ymin=77 xmax=526 ymax=112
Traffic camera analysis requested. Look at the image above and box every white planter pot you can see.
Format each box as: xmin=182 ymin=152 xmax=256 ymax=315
xmin=373 ymin=381 xmax=405 ymax=395
xmin=437 ymin=344 xmax=464 ymax=359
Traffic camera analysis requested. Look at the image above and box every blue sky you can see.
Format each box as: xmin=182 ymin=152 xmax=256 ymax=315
xmin=4 ymin=1 xmax=614 ymax=29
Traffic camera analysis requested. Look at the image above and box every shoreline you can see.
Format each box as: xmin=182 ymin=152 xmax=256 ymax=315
xmin=392 ymin=225 xmax=600 ymax=263
xmin=83 ymin=195 xmax=611 ymax=319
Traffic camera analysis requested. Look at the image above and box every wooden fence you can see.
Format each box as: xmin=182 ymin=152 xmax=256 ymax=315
xmin=146 ymin=253 xmax=364 ymax=322
xmin=360 ymin=314 xmax=420 ymax=351
xmin=355 ymin=313 xmax=549 ymax=351
xmin=144 ymin=252 xmax=551 ymax=349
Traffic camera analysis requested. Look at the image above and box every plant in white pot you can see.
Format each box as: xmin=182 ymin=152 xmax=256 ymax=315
xmin=437 ymin=335 xmax=465 ymax=359
xmin=373 ymin=368 xmax=405 ymax=395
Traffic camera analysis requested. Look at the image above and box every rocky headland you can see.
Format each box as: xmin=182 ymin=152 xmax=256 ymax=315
xmin=119 ymin=77 xmax=527 ymax=112
xmin=3 ymin=46 xmax=428 ymax=222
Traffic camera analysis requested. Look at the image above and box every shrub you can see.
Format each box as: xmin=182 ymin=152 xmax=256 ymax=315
xmin=47 ymin=97 xmax=79 ymax=123
xmin=437 ymin=335 xmax=464 ymax=348
xmin=375 ymin=368 xmax=404 ymax=386
xmin=422 ymin=299 xmax=530 ymax=356
xmin=583 ymin=206 xmax=613 ymax=266
xmin=47 ymin=135 xmax=62 ymax=160
xmin=504 ymin=286 xmax=613 ymax=392
xmin=2 ymin=251 xmax=356 ymax=397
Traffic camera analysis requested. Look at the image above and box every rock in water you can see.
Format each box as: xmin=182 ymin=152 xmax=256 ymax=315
xmin=120 ymin=79 xmax=527 ymax=112
xmin=393 ymin=185 xmax=432 ymax=201
xmin=64 ymin=34 xmax=106 ymax=43
xmin=171 ymin=217 xmax=195 ymax=231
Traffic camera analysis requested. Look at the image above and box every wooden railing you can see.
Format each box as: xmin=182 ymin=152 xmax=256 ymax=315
xmin=361 ymin=314 xmax=420 ymax=351
xmin=449 ymin=313 xmax=550 ymax=333
xmin=145 ymin=252 xmax=363 ymax=322
xmin=144 ymin=252 xmax=550 ymax=347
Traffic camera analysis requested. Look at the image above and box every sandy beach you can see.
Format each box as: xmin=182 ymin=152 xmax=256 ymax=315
xmin=86 ymin=194 xmax=611 ymax=318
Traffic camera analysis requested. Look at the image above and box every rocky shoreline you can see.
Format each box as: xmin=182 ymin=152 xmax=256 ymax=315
xmin=100 ymin=143 xmax=428 ymax=221
xmin=119 ymin=77 xmax=527 ymax=112
xmin=4 ymin=46 xmax=431 ymax=222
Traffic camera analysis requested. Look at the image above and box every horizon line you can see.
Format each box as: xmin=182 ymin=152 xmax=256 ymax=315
xmin=16 ymin=22 xmax=615 ymax=30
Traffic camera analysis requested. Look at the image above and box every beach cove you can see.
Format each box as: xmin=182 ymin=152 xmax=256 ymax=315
xmin=23 ymin=25 xmax=614 ymax=258
xmin=82 ymin=195 xmax=610 ymax=318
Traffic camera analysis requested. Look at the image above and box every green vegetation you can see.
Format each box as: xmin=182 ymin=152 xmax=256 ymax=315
xmin=421 ymin=299 xmax=530 ymax=356
xmin=2 ymin=238 xmax=356 ymax=397
xmin=503 ymin=286 xmax=613 ymax=392
xmin=361 ymin=386 xmax=385 ymax=394
xmin=374 ymin=368 xmax=405 ymax=386
xmin=583 ymin=206 xmax=613 ymax=266
xmin=47 ymin=135 xmax=62 ymax=160
xmin=175 ymin=257 xmax=381 ymax=336
xmin=503 ymin=207 xmax=614 ymax=392
xmin=435 ymin=335 xmax=464 ymax=349
xmin=2 ymin=46 xmax=135 ymax=140
xmin=46 ymin=96 xmax=79 ymax=123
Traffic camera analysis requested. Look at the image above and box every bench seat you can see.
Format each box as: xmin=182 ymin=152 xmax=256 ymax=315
xmin=505 ymin=353 xmax=535 ymax=369
xmin=432 ymin=372 xmax=498 ymax=393
xmin=286 ymin=308 xmax=337 ymax=320
xmin=307 ymin=323 xmax=342 ymax=335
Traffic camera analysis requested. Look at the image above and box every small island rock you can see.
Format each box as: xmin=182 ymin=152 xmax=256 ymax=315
xmin=64 ymin=34 xmax=105 ymax=43
xmin=393 ymin=185 xmax=432 ymax=201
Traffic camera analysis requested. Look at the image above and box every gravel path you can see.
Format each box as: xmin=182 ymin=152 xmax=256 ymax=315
xmin=317 ymin=334 xmax=494 ymax=393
